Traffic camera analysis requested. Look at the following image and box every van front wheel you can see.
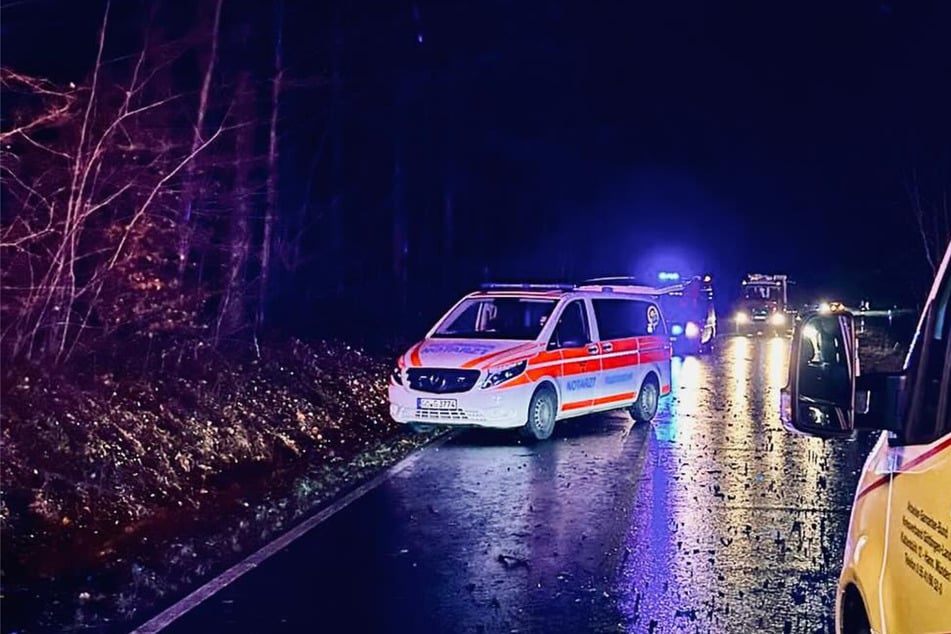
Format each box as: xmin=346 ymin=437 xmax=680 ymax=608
xmin=521 ymin=387 xmax=557 ymax=441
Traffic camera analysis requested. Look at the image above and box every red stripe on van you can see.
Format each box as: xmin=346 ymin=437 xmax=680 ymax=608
xmin=593 ymin=392 xmax=636 ymax=406
xmin=561 ymin=400 xmax=589 ymax=411
xmin=409 ymin=343 xmax=423 ymax=367
xmin=639 ymin=349 xmax=670 ymax=364
xmin=601 ymin=353 xmax=639 ymax=370
xmin=606 ymin=338 xmax=640 ymax=352
xmin=855 ymin=435 xmax=951 ymax=502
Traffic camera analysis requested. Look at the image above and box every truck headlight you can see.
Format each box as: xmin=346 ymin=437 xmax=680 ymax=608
xmin=685 ymin=321 xmax=700 ymax=338
xmin=735 ymin=311 xmax=749 ymax=325
xmin=482 ymin=359 xmax=527 ymax=389
xmin=769 ymin=312 xmax=786 ymax=326
xmin=391 ymin=366 xmax=403 ymax=385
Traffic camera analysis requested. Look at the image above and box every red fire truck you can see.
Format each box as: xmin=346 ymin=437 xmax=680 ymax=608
xmin=733 ymin=273 xmax=795 ymax=335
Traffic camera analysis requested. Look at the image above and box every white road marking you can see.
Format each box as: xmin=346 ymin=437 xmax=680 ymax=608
xmin=130 ymin=432 xmax=456 ymax=634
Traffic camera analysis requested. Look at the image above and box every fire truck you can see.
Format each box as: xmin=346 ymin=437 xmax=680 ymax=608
xmin=580 ymin=272 xmax=717 ymax=355
xmin=733 ymin=273 xmax=795 ymax=335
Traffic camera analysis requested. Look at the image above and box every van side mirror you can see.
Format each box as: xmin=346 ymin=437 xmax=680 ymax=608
xmin=780 ymin=311 xmax=858 ymax=438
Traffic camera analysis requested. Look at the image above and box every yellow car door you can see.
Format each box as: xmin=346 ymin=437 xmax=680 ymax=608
xmin=878 ymin=262 xmax=951 ymax=632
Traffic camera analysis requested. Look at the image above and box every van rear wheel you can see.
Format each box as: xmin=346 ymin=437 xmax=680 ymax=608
xmin=521 ymin=387 xmax=557 ymax=441
xmin=630 ymin=378 xmax=659 ymax=423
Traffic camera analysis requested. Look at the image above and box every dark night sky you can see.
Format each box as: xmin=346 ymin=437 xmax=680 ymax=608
xmin=4 ymin=0 xmax=950 ymax=312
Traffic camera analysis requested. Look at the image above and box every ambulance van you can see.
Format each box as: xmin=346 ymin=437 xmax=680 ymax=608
xmin=781 ymin=242 xmax=951 ymax=633
xmin=388 ymin=283 xmax=672 ymax=440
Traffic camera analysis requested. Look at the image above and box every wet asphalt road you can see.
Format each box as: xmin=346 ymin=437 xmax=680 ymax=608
xmin=158 ymin=335 xmax=875 ymax=634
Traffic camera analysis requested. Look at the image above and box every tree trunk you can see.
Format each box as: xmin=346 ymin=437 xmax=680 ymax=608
xmin=259 ymin=0 xmax=283 ymax=328
xmin=217 ymin=71 xmax=254 ymax=341
xmin=393 ymin=141 xmax=408 ymax=320
xmin=330 ymin=7 xmax=345 ymax=296
xmin=179 ymin=0 xmax=224 ymax=283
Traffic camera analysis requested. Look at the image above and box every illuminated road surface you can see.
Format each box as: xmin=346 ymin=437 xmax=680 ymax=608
xmin=159 ymin=336 xmax=874 ymax=634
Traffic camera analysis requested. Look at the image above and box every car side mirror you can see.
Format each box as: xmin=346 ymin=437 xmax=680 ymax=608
xmin=780 ymin=311 xmax=858 ymax=438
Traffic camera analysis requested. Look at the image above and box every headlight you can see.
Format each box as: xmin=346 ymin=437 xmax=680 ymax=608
xmin=671 ymin=324 xmax=684 ymax=336
xmin=685 ymin=321 xmax=700 ymax=338
xmin=391 ymin=366 xmax=403 ymax=385
xmin=735 ymin=311 xmax=749 ymax=324
xmin=769 ymin=312 xmax=786 ymax=326
xmin=482 ymin=359 xmax=527 ymax=389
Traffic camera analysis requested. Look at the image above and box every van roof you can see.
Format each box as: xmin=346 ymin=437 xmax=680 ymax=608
xmin=471 ymin=285 xmax=662 ymax=300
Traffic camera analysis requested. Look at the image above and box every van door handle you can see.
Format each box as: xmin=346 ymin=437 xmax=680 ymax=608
xmin=586 ymin=344 xmax=599 ymax=354
xmin=601 ymin=342 xmax=613 ymax=353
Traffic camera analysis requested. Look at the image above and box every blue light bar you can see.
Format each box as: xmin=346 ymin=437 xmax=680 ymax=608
xmin=658 ymin=272 xmax=680 ymax=281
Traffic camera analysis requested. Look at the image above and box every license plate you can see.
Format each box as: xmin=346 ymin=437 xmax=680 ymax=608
xmin=417 ymin=398 xmax=457 ymax=410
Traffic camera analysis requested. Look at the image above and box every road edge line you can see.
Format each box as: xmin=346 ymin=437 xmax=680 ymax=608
xmin=129 ymin=430 xmax=456 ymax=634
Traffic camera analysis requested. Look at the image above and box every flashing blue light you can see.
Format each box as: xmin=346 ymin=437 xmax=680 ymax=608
xmin=658 ymin=271 xmax=680 ymax=281
xmin=671 ymin=324 xmax=684 ymax=336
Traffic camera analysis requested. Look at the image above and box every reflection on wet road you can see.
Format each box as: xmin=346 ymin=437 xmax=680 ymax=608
xmin=160 ymin=336 xmax=874 ymax=634
xmin=617 ymin=336 xmax=872 ymax=633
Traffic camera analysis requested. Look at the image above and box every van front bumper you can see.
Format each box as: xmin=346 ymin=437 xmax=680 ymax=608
xmin=388 ymin=382 xmax=535 ymax=429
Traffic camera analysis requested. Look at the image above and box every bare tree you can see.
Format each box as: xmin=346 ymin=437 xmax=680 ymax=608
xmin=178 ymin=0 xmax=225 ymax=282
xmin=906 ymin=171 xmax=951 ymax=275
xmin=215 ymin=71 xmax=254 ymax=341
xmin=1 ymin=1 xmax=229 ymax=365
xmin=259 ymin=0 xmax=284 ymax=329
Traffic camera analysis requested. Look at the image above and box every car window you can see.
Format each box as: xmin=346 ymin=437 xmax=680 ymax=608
xmin=591 ymin=299 xmax=666 ymax=339
xmin=905 ymin=268 xmax=951 ymax=444
xmin=432 ymin=297 xmax=556 ymax=340
xmin=551 ymin=301 xmax=590 ymax=348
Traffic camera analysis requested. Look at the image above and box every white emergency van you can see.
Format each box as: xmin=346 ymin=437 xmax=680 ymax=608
xmin=388 ymin=283 xmax=672 ymax=440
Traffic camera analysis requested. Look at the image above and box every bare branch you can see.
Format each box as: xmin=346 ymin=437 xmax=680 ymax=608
xmin=0 ymin=69 xmax=76 ymax=143
xmin=906 ymin=173 xmax=937 ymax=274
xmin=16 ymin=131 xmax=74 ymax=160
xmin=108 ymin=124 xmax=228 ymax=269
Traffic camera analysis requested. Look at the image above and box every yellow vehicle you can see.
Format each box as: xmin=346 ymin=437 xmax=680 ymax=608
xmin=781 ymin=241 xmax=951 ymax=634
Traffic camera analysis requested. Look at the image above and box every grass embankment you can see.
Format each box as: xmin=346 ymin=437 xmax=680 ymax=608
xmin=1 ymin=338 xmax=437 ymax=632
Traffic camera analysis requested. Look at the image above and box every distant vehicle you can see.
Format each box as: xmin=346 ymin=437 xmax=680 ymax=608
xmin=579 ymin=273 xmax=717 ymax=355
xmin=780 ymin=241 xmax=951 ymax=634
xmin=800 ymin=300 xmax=847 ymax=316
xmin=658 ymin=273 xmax=717 ymax=354
xmin=389 ymin=283 xmax=672 ymax=440
xmin=733 ymin=273 xmax=794 ymax=335
xmin=821 ymin=301 xmax=846 ymax=314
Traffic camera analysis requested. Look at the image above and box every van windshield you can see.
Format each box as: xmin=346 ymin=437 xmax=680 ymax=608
xmin=744 ymin=284 xmax=780 ymax=301
xmin=433 ymin=297 xmax=557 ymax=340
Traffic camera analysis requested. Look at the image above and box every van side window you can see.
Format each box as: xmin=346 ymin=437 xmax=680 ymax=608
xmin=592 ymin=299 xmax=667 ymax=339
xmin=551 ymin=301 xmax=590 ymax=348
xmin=905 ymin=270 xmax=951 ymax=444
